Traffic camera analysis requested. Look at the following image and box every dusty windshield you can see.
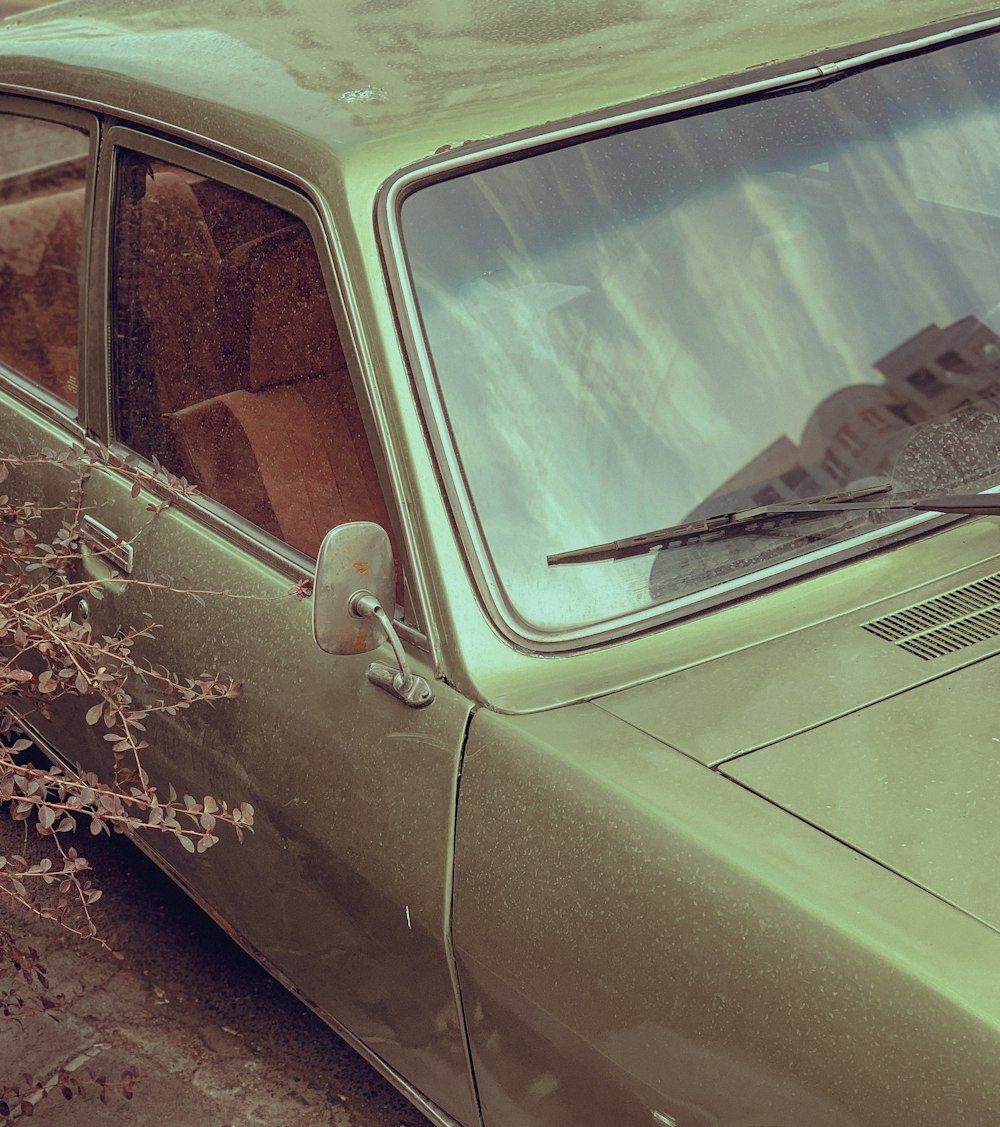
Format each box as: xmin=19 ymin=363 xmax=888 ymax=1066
xmin=401 ymin=33 xmax=1000 ymax=638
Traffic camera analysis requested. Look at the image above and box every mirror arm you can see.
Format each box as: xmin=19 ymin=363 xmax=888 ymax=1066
xmin=350 ymin=593 xmax=434 ymax=709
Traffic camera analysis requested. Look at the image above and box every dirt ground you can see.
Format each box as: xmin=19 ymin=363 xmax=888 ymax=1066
xmin=0 ymin=807 xmax=433 ymax=1126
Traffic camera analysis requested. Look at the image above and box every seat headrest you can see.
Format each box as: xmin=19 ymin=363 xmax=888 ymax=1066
xmin=215 ymin=226 xmax=346 ymax=393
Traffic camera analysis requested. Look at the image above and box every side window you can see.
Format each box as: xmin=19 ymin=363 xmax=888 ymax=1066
xmin=110 ymin=150 xmax=394 ymax=564
xmin=0 ymin=113 xmax=88 ymax=411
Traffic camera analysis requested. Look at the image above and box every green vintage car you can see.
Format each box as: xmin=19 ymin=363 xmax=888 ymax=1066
xmin=4 ymin=0 xmax=1000 ymax=1123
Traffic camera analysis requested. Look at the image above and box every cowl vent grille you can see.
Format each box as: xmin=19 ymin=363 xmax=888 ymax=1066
xmin=862 ymin=571 xmax=1000 ymax=659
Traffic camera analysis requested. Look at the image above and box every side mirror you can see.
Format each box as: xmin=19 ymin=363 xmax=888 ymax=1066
xmin=313 ymin=522 xmax=394 ymax=656
xmin=313 ymin=522 xmax=433 ymax=709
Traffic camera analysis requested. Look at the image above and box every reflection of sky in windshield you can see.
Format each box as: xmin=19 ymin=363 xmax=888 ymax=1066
xmin=405 ymin=34 xmax=1000 ymax=634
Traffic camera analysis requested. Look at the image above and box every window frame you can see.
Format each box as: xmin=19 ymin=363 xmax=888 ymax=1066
xmin=0 ymin=95 xmax=98 ymax=436
xmin=94 ymin=126 xmax=420 ymax=631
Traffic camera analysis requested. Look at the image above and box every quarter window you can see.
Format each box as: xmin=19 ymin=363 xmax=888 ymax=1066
xmin=110 ymin=151 xmax=393 ymax=563
xmin=0 ymin=114 xmax=88 ymax=410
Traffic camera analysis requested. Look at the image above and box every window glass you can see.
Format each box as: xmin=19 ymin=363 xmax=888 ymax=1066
xmin=111 ymin=151 xmax=393 ymax=565
xmin=402 ymin=32 xmax=1000 ymax=635
xmin=0 ymin=114 xmax=88 ymax=410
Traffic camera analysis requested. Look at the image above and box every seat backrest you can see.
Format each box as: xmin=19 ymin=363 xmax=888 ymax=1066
xmin=166 ymin=226 xmax=393 ymax=561
xmin=0 ymin=186 xmax=84 ymax=404
xmin=134 ymin=171 xmax=224 ymax=415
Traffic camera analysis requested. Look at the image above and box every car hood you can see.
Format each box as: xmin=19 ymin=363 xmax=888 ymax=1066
xmin=720 ymin=660 xmax=1000 ymax=933
xmin=596 ymin=556 xmax=1000 ymax=932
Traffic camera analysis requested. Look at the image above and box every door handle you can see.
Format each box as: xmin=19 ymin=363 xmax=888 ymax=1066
xmin=79 ymin=515 xmax=134 ymax=576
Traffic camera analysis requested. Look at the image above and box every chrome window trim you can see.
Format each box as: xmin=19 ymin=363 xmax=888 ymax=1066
xmin=0 ymin=366 xmax=88 ymax=440
xmin=377 ymin=11 xmax=1000 ymax=653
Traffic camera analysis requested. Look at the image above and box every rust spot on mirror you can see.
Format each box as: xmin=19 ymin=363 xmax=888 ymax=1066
xmin=313 ymin=523 xmax=394 ymax=656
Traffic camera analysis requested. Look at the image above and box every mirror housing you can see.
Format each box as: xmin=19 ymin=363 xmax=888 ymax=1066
xmin=313 ymin=523 xmax=433 ymax=708
xmin=313 ymin=522 xmax=394 ymax=655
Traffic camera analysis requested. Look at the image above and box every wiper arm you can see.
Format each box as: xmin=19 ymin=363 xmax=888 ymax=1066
xmin=548 ymin=483 xmax=1000 ymax=565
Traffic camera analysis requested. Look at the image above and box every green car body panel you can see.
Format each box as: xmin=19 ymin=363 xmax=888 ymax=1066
xmin=2 ymin=2 xmax=1000 ymax=1125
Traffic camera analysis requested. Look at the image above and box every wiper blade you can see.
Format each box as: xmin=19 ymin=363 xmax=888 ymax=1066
xmin=548 ymin=483 xmax=1000 ymax=565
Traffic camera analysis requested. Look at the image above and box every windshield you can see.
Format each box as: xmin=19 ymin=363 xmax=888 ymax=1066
xmin=400 ymin=31 xmax=1000 ymax=639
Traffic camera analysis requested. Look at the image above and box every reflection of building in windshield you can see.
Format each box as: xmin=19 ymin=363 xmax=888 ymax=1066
xmin=705 ymin=316 xmax=1000 ymax=510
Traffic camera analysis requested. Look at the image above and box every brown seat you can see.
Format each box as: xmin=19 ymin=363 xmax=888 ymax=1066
xmin=134 ymin=172 xmax=225 ymax=415
xmin=135 ymin=172 xmax=300 ymax=415
xmin=166 ymin=226 xmax=393 ymax=562
xmin=0 ymin=186 xmax=84 ymax=406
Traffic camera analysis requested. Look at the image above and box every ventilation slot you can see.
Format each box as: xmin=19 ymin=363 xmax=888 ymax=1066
xmin=863 ymin=572 xmax=1000 ymax=659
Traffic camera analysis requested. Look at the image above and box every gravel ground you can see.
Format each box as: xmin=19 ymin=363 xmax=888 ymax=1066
xmin=0 ymin=806 xmax=434 ymax=1126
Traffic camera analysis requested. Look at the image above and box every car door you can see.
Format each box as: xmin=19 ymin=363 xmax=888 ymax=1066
xmin=49 ymin=126 xmax=480 ymax=1127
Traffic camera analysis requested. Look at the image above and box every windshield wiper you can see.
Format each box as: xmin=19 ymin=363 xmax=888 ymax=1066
xmin=548 ymin=483 xmax=1000 ymax=565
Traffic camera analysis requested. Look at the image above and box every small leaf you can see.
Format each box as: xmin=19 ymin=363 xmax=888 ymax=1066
xmin=178 ymin=835 xmax=195 ymax=854
xmin=85 ymin=703 xmax=103 ymax=726
xmin=130 ymin=480 xmax=141 ymax=499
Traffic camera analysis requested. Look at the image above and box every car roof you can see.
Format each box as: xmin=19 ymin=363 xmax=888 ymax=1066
xmin=0 ymin=0 xmax=990 ymax=194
